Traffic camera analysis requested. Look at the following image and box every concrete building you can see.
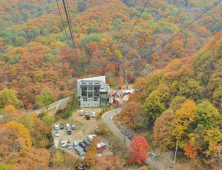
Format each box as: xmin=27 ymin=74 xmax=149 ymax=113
xmin=77 ymin=76 xmax=110 ymax=107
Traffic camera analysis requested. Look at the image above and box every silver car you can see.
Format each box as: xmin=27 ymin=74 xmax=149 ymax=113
xmin=71 ymin=124 xmax=76 ymax=130
xmin=60 ymin=141 xmax=66 ymax=148
xmin=55 ymin=130 xmax=59 ymax=137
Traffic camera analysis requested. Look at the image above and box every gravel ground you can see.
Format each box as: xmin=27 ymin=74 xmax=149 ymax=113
xmin=53 ymin=108 xmax=103 ymax=158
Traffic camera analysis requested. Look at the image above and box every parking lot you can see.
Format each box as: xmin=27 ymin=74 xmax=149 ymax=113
xmin=53 ymin=108 xmax=103 ymax=157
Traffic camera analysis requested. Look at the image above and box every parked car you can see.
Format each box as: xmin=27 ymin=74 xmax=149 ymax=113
xmin=83 ymin=139 xmax=91 ymax=146
xmin=91 ymin=112 xmax=96 ymax=118
xmin=66 ymin=124 xmax=70 ymax=129
xmin=148 ymin=152 xmax=159 ymax=161
xmin=60 ymin=141 xmax=66 ymax=148
xmin=128 ymin=135 xmax=134 ymax=141
xmin=85 ymin=111 xmax=89 ymax=116
xmin=79 ymin=142 xmax=86 ymax=149
xmin=80 ymin=110 xmax=84 ymax=116
xmin=60 ymin=124 xmax=64 ymax=130
xmin=71 ymin=124 xmax=76 ymax=130
xmin=73 ymin=141 xmax=79 ymax=150
xmin=87 ymin=134 xmax=97 ymax=143
xmin=55 ymin=130 xmax=59 ymax=137
xmin=85 ymin=115 xmax=90 ymax=120
xmin=121 ymin=130 xmax=129 ymax=136
xmin=76 ymin=148 xmax=84 ymax=155
xmin=83 ymin=147 xmax=87 ymax=152
xmin=54 ymin=125 xmax=59 ymax=130
xmin=67 ymin=127 xmax=72 ymax=135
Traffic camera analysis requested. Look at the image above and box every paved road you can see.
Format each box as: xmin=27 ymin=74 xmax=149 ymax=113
xmin=102 ymin=109 xmax=131 ymax=146
xmin=28 ymin=97 xmax=70 ymax=114
xmin=102 ymin=108 xmax=166 ymax=170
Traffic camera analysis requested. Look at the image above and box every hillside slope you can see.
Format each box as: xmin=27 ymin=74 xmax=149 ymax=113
xmin=0 ymin=0 xmax=221 ymax=109
xmin=130 ymin=30 xmax=222 ymax=169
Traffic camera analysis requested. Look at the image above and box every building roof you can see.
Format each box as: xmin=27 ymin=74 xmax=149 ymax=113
xmin=78 ymin=76 xmax=110 ymax=95
xmin=80 ymin=76 xmax=106 ymax=82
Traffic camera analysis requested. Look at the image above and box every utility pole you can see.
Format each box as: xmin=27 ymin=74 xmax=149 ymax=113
xmin=114 ymin=150 xmax=117 ymax=170
xmin=65 ymin=85 xmax=66 ymax=97
xmin=125 ymin=70 xmax=127 ymax=84
xmin=116 ymin=104 xmax=118 ymax=117
xmin=174 ymin=139 xmax=179 ymax=167
xmin=116 ymin=101 xmax=119 ymax=117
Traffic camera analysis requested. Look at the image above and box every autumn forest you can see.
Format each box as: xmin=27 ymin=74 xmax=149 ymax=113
xmin=0 ymin=0 xmax=222 ymax=169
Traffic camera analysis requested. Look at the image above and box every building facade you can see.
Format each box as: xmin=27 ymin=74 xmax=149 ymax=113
xmin=77 ymin=76 xmax=110 ymax=107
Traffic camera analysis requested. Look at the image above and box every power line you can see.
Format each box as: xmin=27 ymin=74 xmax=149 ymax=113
xmin=65 ymin=0 xmax=73 ymax=29
xmin=148 ymin=0 xmax=222 ymax=57
xmin=55 ymin=0 xmax=72 ymax=48
xmin=119 ymin=0 xmax=150 ymax=50
xmin=118 ymin=0 xmax=150 ymax=83
xmin=61 ymin=0 xmax=75 ymax=49
xmin=61 ymin=0 xmax=79 ymax=68
xmin=61 ymin=1 xmax=75 ymax=47
xmin=65 ymin=0 xmax=79 ymax=67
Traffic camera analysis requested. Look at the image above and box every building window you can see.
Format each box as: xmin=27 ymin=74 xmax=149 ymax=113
xmin=88 ymin=87 xmax=93 ymax=91
xmin=94 ymin=97 xmax=98 ymax=101
xmin=82 ymin=87 xmax=87 ymax=96
xmin=83 ymin=96 xmax=87 ymax=101
xmin=100 ymin=94 xmax=108 ymax=107
xmin=94 ymin=87 xmax=99 ymax=97
xmin=88 ymin=92 xmax=93 ymax=98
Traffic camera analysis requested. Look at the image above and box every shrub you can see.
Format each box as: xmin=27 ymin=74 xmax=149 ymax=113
xmin=94 ymin=123 xmax=112 ymax=136
xmin=96 ymin=107 xmax=110 ymax=120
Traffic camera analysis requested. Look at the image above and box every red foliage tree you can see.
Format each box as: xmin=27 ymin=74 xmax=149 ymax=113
xmin=127 ymin=137 xmax=149 ymax=165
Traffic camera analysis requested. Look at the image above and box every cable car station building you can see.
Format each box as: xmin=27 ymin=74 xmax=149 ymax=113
xmin=77 ymin=76 xmax=110 ymax=107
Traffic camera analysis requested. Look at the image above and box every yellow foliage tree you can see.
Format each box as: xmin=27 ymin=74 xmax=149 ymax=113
xmin=5 ymin=121 xmax=32 ymax=146
xmin=171 ymin=100 xmax=197 ymax=144
xmin=4 ymin=105 xmax=16 ymax=114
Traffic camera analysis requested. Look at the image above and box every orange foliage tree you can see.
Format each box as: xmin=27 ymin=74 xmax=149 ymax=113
xmin=153 ymin=110 xmax=175 ymax=151
xmin=11 ymin=147 xmax=50 ymax=170
xmin=183 ymin=142 xmax=199 ymax=159
xmin=119 ymin=102 xmax=141 ymax=128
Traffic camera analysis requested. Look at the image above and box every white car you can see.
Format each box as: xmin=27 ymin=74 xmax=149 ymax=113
xmin=92 ymin=112 xmax=96 ymax=118
xmin=55 ymin=130 xmax=59 ymax=137
xmin=60 ymin=141 xmax=66 ymax=148
xmin=66 ymin=124 xmax=70 ymax=129
xmin=54 ymin=125 xmax=59 ymax=130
